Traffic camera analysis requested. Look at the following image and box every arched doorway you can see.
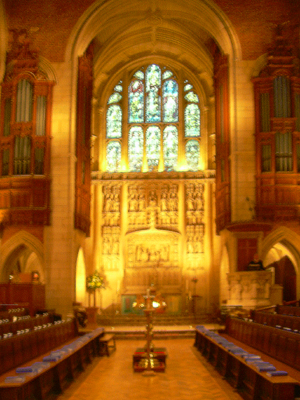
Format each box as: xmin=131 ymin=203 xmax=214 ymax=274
xmin=2 ymin=244 xmax=44 ymax=283
xmin=262 ymin=230 xmax=300 ymax=303
xmin=273 ymin=256 xmax=296 ymax=303
xmin=0 ymin=231 xmax=44 ymax=284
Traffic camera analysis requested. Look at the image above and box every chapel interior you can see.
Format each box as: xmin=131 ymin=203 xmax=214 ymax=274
xmin=1 ymin=1 xmax=300 ymax=398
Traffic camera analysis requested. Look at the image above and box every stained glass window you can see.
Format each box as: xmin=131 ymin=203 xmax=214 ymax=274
xmin=185 ymin=104 xmax=200 ymax=137
xmin=184 ymin=83 xmax=193 ymax=92
xmin=134 ymin=71 xmax=144 ymax=80
xmin=146 ymin=64 xmax=161 ymax=123
xmin=106 ymin=105 xmax=122 ymax=138
xmin=114 ymin=84 xmax=123 ymax=92
xmin=106 ymin=141 xmax=121 ymax=172
xmin=185 ymin=92 xmax=199 ymax=103
xmin=129 ymin=80 xmax=144 ymax=123
xmin=108 ymin=93 xmax=122 ymax=104
xmin=186 ymin=140 xmax=200 ymax=171
xmin=163 ymin=126 xmax=178 ymax=170
xmin=163 ymin=80 xmax=178 ymax=122
xmin=105 ymin=63 xmax=201 ymax=172
xmin=163 ymin=70 xmax=173 ymax=80
xmin=128 ymin=126 xmax=144 ymax=172
xmin=146 ymin=126 xmax=160 ymax=170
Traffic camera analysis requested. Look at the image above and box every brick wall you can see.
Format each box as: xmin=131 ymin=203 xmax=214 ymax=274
xmin=4 ymin=0 xmax=300 ymax=62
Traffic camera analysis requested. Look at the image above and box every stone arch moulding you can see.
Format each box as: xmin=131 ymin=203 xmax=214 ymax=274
xmin=0 ymin=231 xmax=44 ymax=281
xmin=65 ymin=0 xmax=242 ymax=63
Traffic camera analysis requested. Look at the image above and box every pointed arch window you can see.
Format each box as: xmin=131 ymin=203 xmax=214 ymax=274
xmin=105 ymin=64 xmax=201 ymax=172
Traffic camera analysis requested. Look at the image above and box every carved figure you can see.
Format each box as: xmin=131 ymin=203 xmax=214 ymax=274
xmin=194 ymin=192 xmax=203 ymax=210
xmin=129 ymin=194 xmax=138 ymax=211
xmin=104 ymin=194 xmax=112 ymax=212
xmin=138 ymin=193 xmax=146 ymax=211
xmin=186 ymin=193 xmax=194 ymax=211
xmin=149 ymin=190 xmax=157 ymax=207
xmin=169 ymin=191 xmax=177 ymax=211
xmin=160 ymin=192 xmax=168 ymax=211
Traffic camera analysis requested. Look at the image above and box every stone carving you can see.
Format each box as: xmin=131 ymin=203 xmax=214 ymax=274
xmin=185 ymin=183 xmax=205 ymax=255
xmin=138 ymin=191 xmax=146 ymax=211
xmin=102 ymin=226 xmax=120 ymax=255
xmin=127 ymin=185 xmax=147 ymax=227
xmin=124 ymin=266 xmax=181 ymax=289
xmin=136 ymin=244 xmax=170 ymax=263
xmin=186 ymin=224 xmax=204 ymax=254
xmin=125 ymin=230 xmax=180 ymax=290
xmin=102 ymin=185 xmax=121 ymax=226
xmin=185 ymin=183 xmax=204 ymax=223
xmin=127 ymin=184 xmax=179 ymax=228
xmin=127 ymin=232 xmax=178 ymax=267
xmin=98 ymin=179 xmax=208 ymax=292
xmin=101 ymin=226 xmax=121 ymax=271
xmin=227 ymin=271 xmax=273 ymax=307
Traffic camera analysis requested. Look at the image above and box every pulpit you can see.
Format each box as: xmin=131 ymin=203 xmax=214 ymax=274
xmin=227 ymin=271 xmax=276 ymax=308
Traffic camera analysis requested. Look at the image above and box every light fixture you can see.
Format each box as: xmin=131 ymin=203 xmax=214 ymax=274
xmin=133 ymin=288 xmax=167 ymax=375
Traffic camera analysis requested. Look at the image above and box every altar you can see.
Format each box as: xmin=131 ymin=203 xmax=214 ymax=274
xmin=121 ymin=294 xmax=182 ymax=314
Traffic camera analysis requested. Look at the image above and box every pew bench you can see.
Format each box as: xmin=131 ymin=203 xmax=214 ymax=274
xmin=98 ymin=333 xmax=116 ymax=356
xmin=194 ymin=326 xmax=300 ymax=400
xmin=252 ymin=310 xmax=300 ymax=332
xmin=0 ymin=318 xmax=79 ymax=376
xmin=0 ymin=327 xmax=104 ymax=400
xmin=226 ymin=316 xmax=300 ymax=371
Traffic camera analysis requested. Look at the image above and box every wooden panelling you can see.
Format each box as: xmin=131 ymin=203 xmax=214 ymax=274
xmin=226 ymin=317 xmax=300 ymax=370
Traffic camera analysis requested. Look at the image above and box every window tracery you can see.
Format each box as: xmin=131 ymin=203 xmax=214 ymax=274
xmin=105 ymin=63 xmax=201 ymax=172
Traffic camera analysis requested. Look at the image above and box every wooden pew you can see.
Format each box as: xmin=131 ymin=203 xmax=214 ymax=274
xmin=0 ymin=314 xmax=53 ymax=338
xmin=252 ymin=310 xmax=300 ymax=331
xmin=277 ymin=305 xmax=300 ymax=317
xmin=0 ymin=308 xmax=28 ymax=321
xmin=226 ymin=316 xmax=300 ymax=371
xmin=0 ymin=327 xmax=105 ymax=400
xmin=194 ymin=326 xmax=300 ymax=400
xmin=0 ymin=318 xmax=78 ymax=376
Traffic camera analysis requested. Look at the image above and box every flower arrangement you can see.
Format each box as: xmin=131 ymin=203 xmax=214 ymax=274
xmin=86 ymin=270 xmax=107 ymax=307
xmin=86 ymin=270 xmax=106 ymax=291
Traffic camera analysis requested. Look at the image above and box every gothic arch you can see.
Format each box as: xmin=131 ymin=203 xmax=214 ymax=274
xmin=0 ymin=231 xmax=44 ymax=282
xmin=65 ymin=0 xmax=241 ymax=113
xmin=261 ymin=227 xmax=300 ymax=298
xmin=75 ymin=247 xmax=87 ymax=305
xmin=65 ymin=0 xmax=242 ymax=63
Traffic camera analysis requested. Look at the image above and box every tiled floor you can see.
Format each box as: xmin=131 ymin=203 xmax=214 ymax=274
xmin=56 ymin=337 xmax=242 ymax=400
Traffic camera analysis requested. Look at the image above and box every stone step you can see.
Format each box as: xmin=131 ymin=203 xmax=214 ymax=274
xmin=97 ymin=314 xmax=209 ymax=327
